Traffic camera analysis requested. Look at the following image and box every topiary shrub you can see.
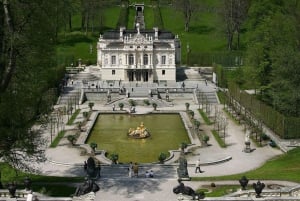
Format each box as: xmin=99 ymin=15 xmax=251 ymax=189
xmin=119 ymin=102 xmax=124 ymax=110
xmin=90 ymin=142 xmax=98 ymax=154
xmin=67 ymin=135 xmax=76 ymax=146
xmin=158 ymin=152 xmax=167 ymax=164
xmin=143 ymin=99 xmax=150 ymax=106
xmin=202 ymin=135 xmax=210 ymax=144
xmin=128 ymin=99 xmax=136 ymax=106
xmin=110 ymin=153 xmax=119 ymax=164
xmin=152 ymin=102 xmax=157 ymax=110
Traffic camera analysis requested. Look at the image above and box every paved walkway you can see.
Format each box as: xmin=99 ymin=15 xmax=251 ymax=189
xmin=34 ymin=67 xmax=298 ymax=201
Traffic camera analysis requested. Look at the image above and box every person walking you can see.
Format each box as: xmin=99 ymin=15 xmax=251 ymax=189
xmin=195 ymin=158 xmax=203 ymax=173
xmin=133 ymin=162 xmax=139 ymax=177
xmin=128 ymin=162 xmax=133 ymax=178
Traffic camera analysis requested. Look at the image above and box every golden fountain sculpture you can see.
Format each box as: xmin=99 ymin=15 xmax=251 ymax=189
xmin=128 ymin=122 xmax=151 ymax=139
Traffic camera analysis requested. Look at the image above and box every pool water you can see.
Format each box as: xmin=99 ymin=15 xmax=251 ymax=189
xmin=87 ymin=114 xmax=190 ymax=163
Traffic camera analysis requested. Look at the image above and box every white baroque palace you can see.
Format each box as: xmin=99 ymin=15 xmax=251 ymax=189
xmin=97 ymin=24 xmax=181 ymax=83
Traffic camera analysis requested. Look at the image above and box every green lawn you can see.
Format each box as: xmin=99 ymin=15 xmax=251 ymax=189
xmin=56 ymin=2 xmax=232 ymax=66
xmin=193 ymin=147 xmax=300 ymax=182
xmin=160 ymin=7 xmax=227 ymax=65
xmin=57 ymin=6 xmax=121 ymax=66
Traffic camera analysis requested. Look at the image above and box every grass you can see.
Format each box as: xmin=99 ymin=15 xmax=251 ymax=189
xmin=57 ymin=33 xmax=97 ymax=65
xmin=198 ymin=109 xmax=213 ymax=125
xmin=160 ymin=6 xmax=227 ymax=65
xmin=67 ymin=109 xmax=81 ymax=125
xmin=223 ymin=108 xmax=240 ymax=125
xmin=0 ymin=163 xmax=83 ymax=183
xmin=217 ymin=91 xmax=226 ymax=104
xmin=32 ymin=184 xmax=76 ymax=197
xmin=197 ymin=185 xmax=240 ymax=197
xmin=211 ymin=130 xmax=226 ymax=148
xmin=55 ymin=1 xmax=231 ymax=67
xmin=57 ymin=6 xmax=121 ymax=66
xmin=50 ymin=130 xmax=66 ymax=148
xmin=192 ymin=147 xmax=300 ymax=183
xmin=0 ymin=163 xmax=83 ymax=196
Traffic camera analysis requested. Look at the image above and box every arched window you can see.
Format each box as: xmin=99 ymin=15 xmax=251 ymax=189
xmin=143 ymin=54 xmax=148 ymax=65
xmin=129 ymin=54 xmax=134 ymax=65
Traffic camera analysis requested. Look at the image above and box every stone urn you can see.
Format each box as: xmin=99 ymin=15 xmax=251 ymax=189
xmin=253 ymin=180 xmax=265 ymax=198
xmin=24 ymin=177 xmax=32 ymax=191
xmin=7 ymin=182 xmax=17 ymax=198
xmin=239 ymin=176 xmax=249 ymax=190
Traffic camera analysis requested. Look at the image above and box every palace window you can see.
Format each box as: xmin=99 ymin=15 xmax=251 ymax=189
xmin=162 ymin=70 xmax=165 ymax=75
xmin=111 ymin=55 xmax=116 ymax=65
xmin=143 ymin=54 xmax=148 ymax=65
xmin=112 ymin=70 xmax=115 ymax=75
xmin=161 ymin=55 xmax=166 ymax=65
xmin=129 ymin=54 xmax=134 ymax=65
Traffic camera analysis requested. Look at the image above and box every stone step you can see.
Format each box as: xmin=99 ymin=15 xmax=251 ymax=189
xmin=97 ymin=165 xmax=177 ymax=179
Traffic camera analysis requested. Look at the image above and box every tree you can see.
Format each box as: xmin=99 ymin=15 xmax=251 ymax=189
xmin=202 ymin=135 xmax=210 ymax=145
xmin=67 ymin=135 xmax=76 ymax=146
xmin=219 ymin=0 xmax=250 ymax=50
xmin=158 ymin=152 xmax=167 ymax=164
xmin=119 ymin=102 xmax=124 ymax=110
xmin=0 ymin=0 xmax=57 ymax=173
xmin=244 ymin=1 xmax=300 ymax=116
xmin=90 ymin=142 xmax=98 ymax=154
xmin=152 ymin=102 xmax=157 ymax=110
xmin=110 ymin=153 xmax=119 ymax=164
xmin=81 ymin=0 xmax=106 ymax=34
xmin=54 ymin=0 xmax=81 ymax=35
xmin=172 ymin=0 xmax=203 ymax=32
xmin=88 ymin=102 xmax=94 ymax=111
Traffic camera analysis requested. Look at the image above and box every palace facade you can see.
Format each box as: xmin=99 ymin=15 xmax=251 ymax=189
xmin=97 ymin=7 xmax=181 ymax=83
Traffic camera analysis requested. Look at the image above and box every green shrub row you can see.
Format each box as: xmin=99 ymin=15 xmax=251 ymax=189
xmin=211 ymin=130 xmax=226 ymax=148
xmin=227 ymin=83 xmax=300 ymax=139
xmin=50 ymin=130 xmax=66 ymax=148
xmin=188 ymin=51 xmax=243 ymax=67
xmin=67 ymin=109 xmax=81 ymax=125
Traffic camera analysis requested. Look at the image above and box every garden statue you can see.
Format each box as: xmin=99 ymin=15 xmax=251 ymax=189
xmin=86 ymin=157 xmax=98 ymax=179
xmin=7 ymin=182 xmax=17 ymax=198
xmin=253 ymin=180 xmax=265 ymax=198
xmin=239 ymin=176 xmax=249 ymax=190
xmin=107 ymin=90 xmax=111 ymax=102
xmin=173 ymin=179 xmax=204 ymax=200
xmin=244 ymin=133 xmax=251 ymax=153
xmin=128 ymin=122 xmax=151 ymax=139
xmin=74 ymin=178 xmax=100 ymax=197
xmin=24 ymin=177 xmax=32 ymax=191
xmin=177 ymin=153 xmax=190 ymax=180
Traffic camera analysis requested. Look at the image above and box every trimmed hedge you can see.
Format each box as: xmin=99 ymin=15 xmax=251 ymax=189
xmin=227 ymin=83 xmax=300 ymax=139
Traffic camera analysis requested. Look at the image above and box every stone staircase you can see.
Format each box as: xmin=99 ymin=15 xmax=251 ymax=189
xmin=195 ymin=91 xmax=219 ymax=105
xmin=99 ymin=164 xmax=177 ymax=179
xmin=58 ymin=87 xmax=81 ymax=105
xmin=128 ymin=87 xmax=149 ymax=97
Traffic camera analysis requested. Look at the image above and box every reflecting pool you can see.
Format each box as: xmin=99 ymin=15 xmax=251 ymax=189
xmin=87 ymin=113 xmax=190 ymax=163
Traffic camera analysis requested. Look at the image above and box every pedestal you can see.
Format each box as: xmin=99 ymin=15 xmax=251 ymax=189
xmin=244 ymin=141 xmax=251 ymax=153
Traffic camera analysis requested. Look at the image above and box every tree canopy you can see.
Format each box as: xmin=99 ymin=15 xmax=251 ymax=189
xmin=0 ymin=0 xmax=57 ymax=172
